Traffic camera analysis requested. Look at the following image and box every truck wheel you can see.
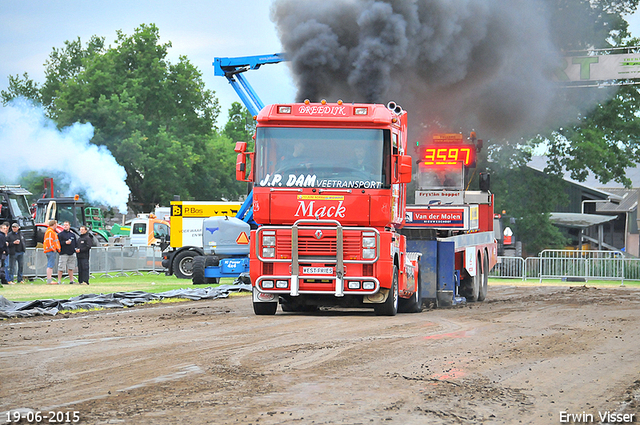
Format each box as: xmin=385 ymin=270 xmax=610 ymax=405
xmin=478 ymin=253 xmax=488 ymax=302
xmin=204 ymin=256 xmax=220 ymax=285
xmin=399 ymin=271 xmax=422 ymax=313
xmin=460 ymin=259 xmax=480 ymax=302
xmin=375 ymin=266 xmax=398 ymax=316
xmin=253 ymin=301 xmax=277 ymax=315
xmin=174 ymin=251 xmax=196 ymax=279
xmin=192 ymin=256 xmax=206 ymax=285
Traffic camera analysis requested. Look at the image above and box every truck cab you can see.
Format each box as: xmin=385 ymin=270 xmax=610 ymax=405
xmin=236 ymin=101 xmax=416 ymax=315
xmin=0 ymin=185 xmax=36 ymax=247
xmin=130 ymin=214 xmax=170 ymax=246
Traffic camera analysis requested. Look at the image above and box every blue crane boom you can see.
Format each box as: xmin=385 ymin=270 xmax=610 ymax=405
xmin=213 ymin=53 xmax=287 ymax=225
xmin=213 ymin=53 xmax=286 ymax=117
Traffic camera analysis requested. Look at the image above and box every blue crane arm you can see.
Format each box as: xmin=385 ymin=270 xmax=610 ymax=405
xmin=235 ymin=190 xmax=255 ymax=226
xmin=213 ymin=53 xmax=286 ymax=116
xmin=215 ymin=53 xmax=288 ymax=229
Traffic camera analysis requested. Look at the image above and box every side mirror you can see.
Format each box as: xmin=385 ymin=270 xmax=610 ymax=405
xmin=236 ymin=152 xmax=254 ymax=182
xmin=234 ymin=142 xmax=247 ymax=153
xmin=397 ymin=155 xmax=412 ymax=184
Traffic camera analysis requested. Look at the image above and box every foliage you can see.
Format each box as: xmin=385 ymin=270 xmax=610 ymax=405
xmin=18 ymin=171 xmax=72 ymax=202
xmin=3 ymin=24 xmax=246 ymax=212
xmin=488 ymin=158 xmax=569 ymax=255
xmin=545 ymin=84 xmax=640 ymax=188
xmin=0 ymin=73 xmax=41 ymax=105
xmin=484 ymin=0 xmax=640 ymax=252
xmin=223 ymin=102 xmax=256 ymax=147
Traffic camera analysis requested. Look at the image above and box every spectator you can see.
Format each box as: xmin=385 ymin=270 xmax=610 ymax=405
xmin=75 ymin=225 xmax=92 ymax=285
xmin=1 ymin=222 xmax=8 ymax=280
xmin=7 ymin=223 xmax=25 ymax=284
xmin=57 ymin=221 xmax=77 ymax=284
xmin=0 ymin=223 xmax=8 ymax=285
xmin=43 ymin=220 xmax=61 ymax=285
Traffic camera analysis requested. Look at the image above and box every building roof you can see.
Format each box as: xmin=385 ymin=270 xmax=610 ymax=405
xmin=549 ymin=212 xmax=618 ymax=228
xmin=528 ymin=156 xmax=640 ymax=188
xmin=595 ymin=188 xmax=638 ymax=213
xmin=528 ymin=156 xmax=638 ymax=214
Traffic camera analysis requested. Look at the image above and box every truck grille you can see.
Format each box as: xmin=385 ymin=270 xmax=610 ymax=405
xmin=275 ymin=233 xmax=361 ymax=258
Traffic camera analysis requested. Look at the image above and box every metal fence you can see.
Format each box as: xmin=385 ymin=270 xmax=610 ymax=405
xmin=11 ymin=246 xmax=164 ymax=281
xmin=489 ymin=250 xmax=640 ymax=283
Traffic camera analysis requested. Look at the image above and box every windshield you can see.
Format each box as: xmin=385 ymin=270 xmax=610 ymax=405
xmin=255 ymin=127 xmax=389 ymax=189
xmin=417 ymin=163 xmax=465 ymax=190
xmin=7 ymin=194 xmax=31 ymax=218
xmin=58 ymin=204 xmax=84 ymax=227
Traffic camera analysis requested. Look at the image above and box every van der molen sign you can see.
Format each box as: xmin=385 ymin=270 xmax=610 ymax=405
xmin=556 ymin=54 xmax=640 ymax=82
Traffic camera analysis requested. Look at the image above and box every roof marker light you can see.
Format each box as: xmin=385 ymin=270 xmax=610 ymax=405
xmin=354 ymin=107 xmax=368 ymax=115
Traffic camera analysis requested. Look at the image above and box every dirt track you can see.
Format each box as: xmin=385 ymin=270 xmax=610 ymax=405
xmin=1 ymin=283 xmax=639 ymax=424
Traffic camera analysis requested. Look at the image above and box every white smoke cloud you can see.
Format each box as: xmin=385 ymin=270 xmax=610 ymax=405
xmin=0 ymin=98 xmax=130 ymax=213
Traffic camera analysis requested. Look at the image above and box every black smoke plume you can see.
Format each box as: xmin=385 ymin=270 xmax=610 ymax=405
xmin=271 ymin=0 xmax=610 ymax=140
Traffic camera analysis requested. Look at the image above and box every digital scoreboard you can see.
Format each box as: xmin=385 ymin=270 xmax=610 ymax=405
xmin=421 ymin=133 xmax=477 ymax=168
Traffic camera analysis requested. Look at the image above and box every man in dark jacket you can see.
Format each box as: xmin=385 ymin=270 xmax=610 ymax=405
xmin=7 ymin=223 xmax=26 ymax=284
xmin=0 ymin=223 xmax=7 ymax=285
xmin=57 ymin=221 xmax=77 ymax=284
xmin=76 ymin=225 xmax=92 ymax=285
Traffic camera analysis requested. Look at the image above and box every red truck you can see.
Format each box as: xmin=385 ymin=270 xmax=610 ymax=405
xmin=235 ymin=100 xmax=496 ymax=315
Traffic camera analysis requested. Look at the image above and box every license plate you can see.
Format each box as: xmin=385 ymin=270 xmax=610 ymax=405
xmin=302 ymin=267 xmax=333 ymax=275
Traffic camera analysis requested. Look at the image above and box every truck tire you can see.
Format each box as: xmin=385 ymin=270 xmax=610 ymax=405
xmin=192 ymin=256 xmax=206 ymax=285
xmin=478 ymin=253 xmax=488 ymax=302
xmin=253 ymin=301 xmax=278 ymax=315
xmin=192 ymin=256 xmax=220 ymax=285
xmin=375 ymin=266 xmax=398 ymax=316
xmin=399 ymin=271 xmax=422 ymax=313
xmin=460 ymin=256 xmax=480 ymax=302
xmin=173 ymin=251 xmax=197 ymax=279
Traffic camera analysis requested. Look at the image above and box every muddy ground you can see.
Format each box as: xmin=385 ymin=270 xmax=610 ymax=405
xmin=1 ymin=283 xmax=639 ymax=425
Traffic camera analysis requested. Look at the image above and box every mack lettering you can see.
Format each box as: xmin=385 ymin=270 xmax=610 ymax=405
xmin=294 ymin=200 xmax=346 ymax=219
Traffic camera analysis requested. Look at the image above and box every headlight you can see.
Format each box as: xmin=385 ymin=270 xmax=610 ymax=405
xmin=362 ymin=281 xmax=375 ymax=290
xmin=362 ymin=237 xmax=376 ymax=248
xmin=263 ymin=235 xmax=276 ymax=247
xmin=276 ymin=280 xmax=288 ymax=288
xmin=348 ymin=281 xmax=361 ymax=289
xmin=363 ymin=248 xmax=376 ymax=259
xmin=262 ymin=280 xmax=274 ymax=289
xmin=262 ymin=247 xmax=275 ymax=257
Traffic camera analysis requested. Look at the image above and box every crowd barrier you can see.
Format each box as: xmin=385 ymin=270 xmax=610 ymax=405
xmin=14 ymin=246 xmax=164 ymax=281
xmin=14 ymin=247 xmax=640 ymax=284
xmin=490 ymin=250 xmax=640 ymax=284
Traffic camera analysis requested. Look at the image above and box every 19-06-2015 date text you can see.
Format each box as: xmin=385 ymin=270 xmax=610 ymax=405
xmin=4 ymin=410 xmax=80 ymax=423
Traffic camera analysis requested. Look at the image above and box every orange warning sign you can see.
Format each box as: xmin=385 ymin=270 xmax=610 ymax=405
xmin=236 ymin=232 xmax=249 ymax=245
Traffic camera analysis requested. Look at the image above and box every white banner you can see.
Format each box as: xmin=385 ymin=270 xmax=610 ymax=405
xmin=557 ymin=54 xmax=640 ymax=82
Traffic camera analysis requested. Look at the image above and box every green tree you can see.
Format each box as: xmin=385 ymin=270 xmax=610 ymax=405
xmin=1 ymin=73 xmax=41 ymax=105
xmin=32 ymin=24 xmax=244 ymax=211
xmin=544 ymin=84 xmax=640 ymax=188
xmin=223 ymin=102 xmax=256 ymax=145
xmin=484 ymin=0 xmax=640 ymax=253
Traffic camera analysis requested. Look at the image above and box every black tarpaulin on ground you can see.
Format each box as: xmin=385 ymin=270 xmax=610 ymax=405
xmin=0 ymin=284 xmax=252 ymax=318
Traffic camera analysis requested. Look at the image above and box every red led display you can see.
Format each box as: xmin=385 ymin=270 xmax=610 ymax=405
xmin=422 ymin=145 xmax=476 ymax=167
